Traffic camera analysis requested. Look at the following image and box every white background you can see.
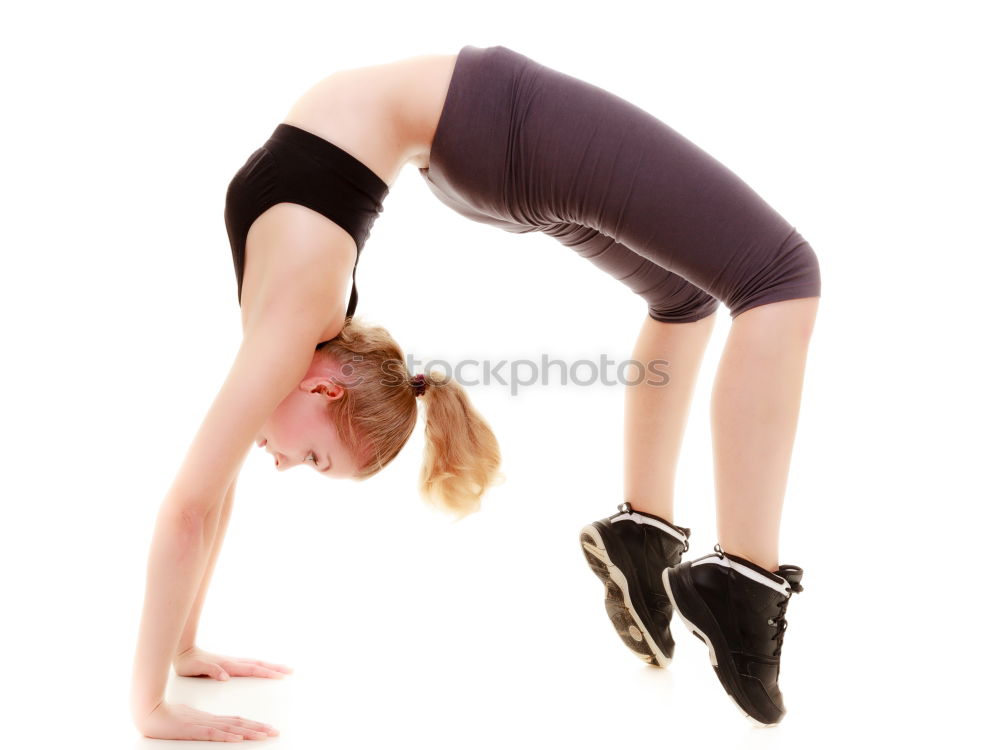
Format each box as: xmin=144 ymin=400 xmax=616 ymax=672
xmin=2 ymin=1 xmax=997 ymax=747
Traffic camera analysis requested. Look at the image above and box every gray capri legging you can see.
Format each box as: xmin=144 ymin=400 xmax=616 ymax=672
xmin=419 ymin=45 xmax=822 ymax=323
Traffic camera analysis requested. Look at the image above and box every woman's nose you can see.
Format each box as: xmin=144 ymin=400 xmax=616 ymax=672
xmin=267 ymin=447 xmax=286 ymax=470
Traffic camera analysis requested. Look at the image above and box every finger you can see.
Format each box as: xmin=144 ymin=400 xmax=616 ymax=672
xmin=222 ymin=724 xmax=269 ymax=740
xmin=222 ymin=662 xmax=285 ymax=679
xmin=187 ymin=660 xmax=232 ymax=680
xmin=217 ymin=716 xmax=279 ymax=735
xmin=206 ymin=718 xmax=269 ymax=740
xmin=250 ymin=665 xmax=286 ymax=679
xmin=197 ymin=725 xmax=243 ymax=741
xmin=219 ymin=663 xmax=256 ymax=677
xmin=230 ymin=658 xmax=293 ymax=674
xmin=178 ymin=660 xmax=213 ymax=676
xmin=250 ymin=660 xmax=294 ymax=673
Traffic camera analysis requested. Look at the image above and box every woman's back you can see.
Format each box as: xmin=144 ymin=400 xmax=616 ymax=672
xmin=235 ymin=52 xmax=458 ymax=341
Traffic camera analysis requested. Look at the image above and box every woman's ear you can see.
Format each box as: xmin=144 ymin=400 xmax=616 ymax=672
xmin=300 ymin=376 xmax=347 ymax=401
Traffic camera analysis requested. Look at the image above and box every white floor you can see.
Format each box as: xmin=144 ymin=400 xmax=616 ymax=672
xmin=1 ymin=375 xmax=993 ymax=749
xmin=15 ymin=481 xmax=993 ymax=749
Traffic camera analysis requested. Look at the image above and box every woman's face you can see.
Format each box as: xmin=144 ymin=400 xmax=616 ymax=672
xmin=256 ymin=357 xmax=361 ymax=480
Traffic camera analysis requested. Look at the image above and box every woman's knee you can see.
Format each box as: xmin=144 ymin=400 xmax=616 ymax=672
xmin=726 ymin=235 xmax=822 ymax=321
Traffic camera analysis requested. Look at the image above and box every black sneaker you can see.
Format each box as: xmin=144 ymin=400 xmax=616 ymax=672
xmin=579 ymin=501 xmax=690 ymax=667
xmin=663 ymin=544 xmax=804 ymax=726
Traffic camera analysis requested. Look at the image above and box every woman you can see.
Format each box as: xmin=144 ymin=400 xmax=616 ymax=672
xmin=131 ymin=44 xmax=821 ymax=740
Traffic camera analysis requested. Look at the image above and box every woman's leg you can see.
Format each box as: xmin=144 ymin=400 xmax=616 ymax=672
xmin=623 ymin=311 xmax=717 ymax=522
xmin=504 ymin=46 xmax=822 ymax=564
xmin=712 ymin=296 xmax=820 ymax=571
xmin=540 ymin=223 xmax=721 ymax=524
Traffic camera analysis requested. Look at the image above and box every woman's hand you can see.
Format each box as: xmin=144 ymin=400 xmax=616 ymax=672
xmin=135 ymin=700 xmax=279 ymax=741
xmin=173 ymin=645 xmax=294 ymax=680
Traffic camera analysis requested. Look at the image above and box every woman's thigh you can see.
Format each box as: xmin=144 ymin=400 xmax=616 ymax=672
xmin=509 ymin=51 xmax=822 ymax=318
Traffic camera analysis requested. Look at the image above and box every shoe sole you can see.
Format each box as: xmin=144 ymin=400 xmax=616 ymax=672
xmin=579 ymin=524 xmax=670 ymax=668
xmin=662 ymin=565 xmax=779 ymax=727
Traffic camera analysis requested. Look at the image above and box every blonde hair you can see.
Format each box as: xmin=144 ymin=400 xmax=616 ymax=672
xmin=316 ymin=315 xmax=504 ymax=518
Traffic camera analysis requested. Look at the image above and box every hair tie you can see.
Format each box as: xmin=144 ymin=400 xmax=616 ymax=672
xmin=410 ymin=373 xmax=427 ymax=397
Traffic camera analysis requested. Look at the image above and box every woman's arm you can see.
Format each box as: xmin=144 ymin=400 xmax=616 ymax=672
xmin=129 ymin=503 xmax=223 ymax=719
xmin=175 ymin=470 xmax=240 ymax=655
xmin=130 ymin=303 xmax=336 ymax=724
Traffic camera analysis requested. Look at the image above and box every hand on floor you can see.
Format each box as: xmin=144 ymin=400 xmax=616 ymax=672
xmin=173 ymin=645 xmax=294 ymax=680
xmin=135 ymin=700 xmax=279 ymax=742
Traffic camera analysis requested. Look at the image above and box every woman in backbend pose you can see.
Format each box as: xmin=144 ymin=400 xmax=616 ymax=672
xmin=131 ymin=44 xmax=821 ymax=741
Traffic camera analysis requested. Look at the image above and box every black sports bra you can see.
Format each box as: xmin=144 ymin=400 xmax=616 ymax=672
xmin=224 ymin=123 xmax=390 ymax=321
